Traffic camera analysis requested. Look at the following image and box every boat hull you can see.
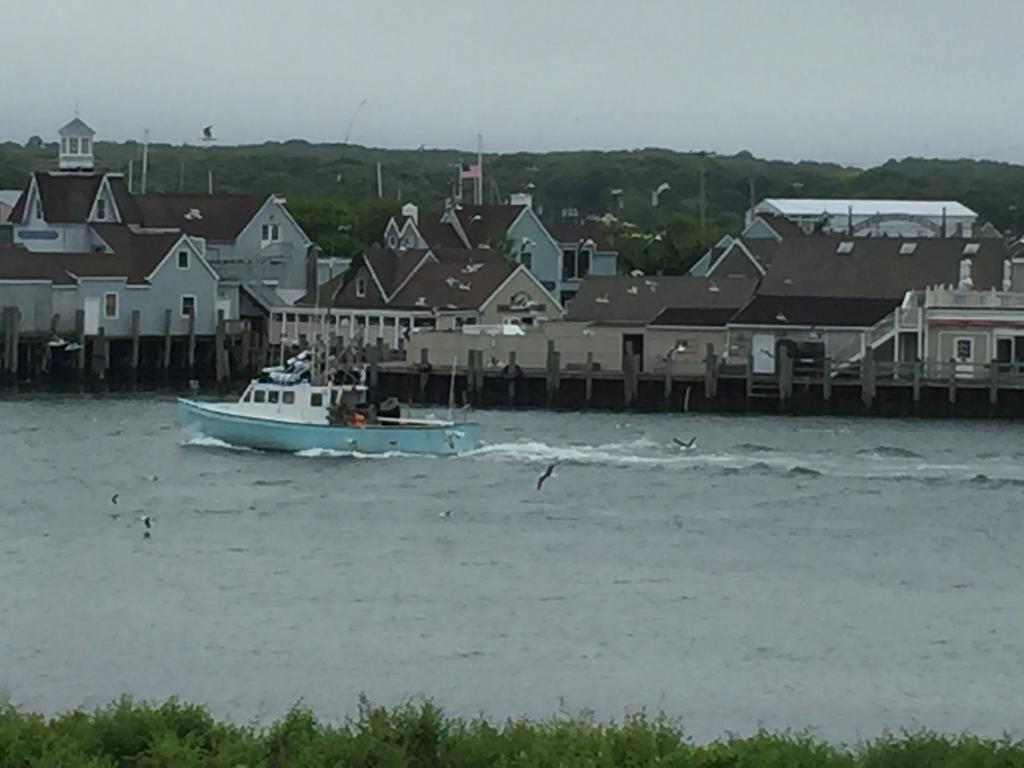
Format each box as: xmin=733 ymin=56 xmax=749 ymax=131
xmin=177 ymin=398 xmax=480 ymax=455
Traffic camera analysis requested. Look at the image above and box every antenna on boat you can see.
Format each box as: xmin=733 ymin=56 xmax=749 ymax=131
xmin=447 ymin=356 xmax=457 ymax=422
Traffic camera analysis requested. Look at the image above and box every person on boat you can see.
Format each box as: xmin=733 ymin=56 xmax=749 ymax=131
xmin=352 ymin=410 xmax=366 ymax=426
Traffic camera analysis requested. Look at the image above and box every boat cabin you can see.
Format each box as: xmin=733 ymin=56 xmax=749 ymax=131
xmin=237 ymin=381 xmax=368 ymax=424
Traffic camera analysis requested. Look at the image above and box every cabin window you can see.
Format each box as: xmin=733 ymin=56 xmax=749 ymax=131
xmin=268 ymin=390 xmax=280 ymax=404
xmin=96 ymin=198 xmax=106 ymax=220
xmin=177 ymin=250 xmax=189 ymax=269
xmin=261 ymin=223 xmax=281 ymax=243
xmin=103 ymin=292 xmax=118 ymax=319
xmin=254 ymin=390 xmax=266 ymax=403
xmin=242 ymin=390 xmax=252 ymax=402
xmin=311 ymin=393 xmax=323 ymax=407
xmin=356 ymin=277 xmax=367 ymax=298
xmin=181 ymin=295 xmax=196 ymax=318
xmin=282 ymin=391 xmax=295 ymax=405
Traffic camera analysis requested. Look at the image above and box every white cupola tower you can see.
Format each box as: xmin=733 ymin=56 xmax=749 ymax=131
xmin=58 ymin=117 xmax=96 ymax=171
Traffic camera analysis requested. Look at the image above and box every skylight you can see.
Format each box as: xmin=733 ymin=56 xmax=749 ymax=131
xmin=962 ymin=242 xmax=980 ymax=255
xmin=836 ymin=241 xmax=855 ymax=255
xmin=899 ymin=243 xmax=917 ymax=255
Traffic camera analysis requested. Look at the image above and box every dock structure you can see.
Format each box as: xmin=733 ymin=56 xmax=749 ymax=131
xmin=369 ymin=344 xmax=1024 ymax=418
xmin=0 ymin=305 xmax=266 ymax=387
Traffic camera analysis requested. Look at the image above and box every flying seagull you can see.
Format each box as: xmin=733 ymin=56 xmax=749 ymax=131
xmin=110 ymin=493 xmax=119 ymax=505
xmin=439 ymin=510 xmax=452 ymax=520
xmin=673 ymin=437 xmax=697 ymax=450
xmin=139 ymin=515 xmax=153 ymax=529
xmin=536 ymin=462 xmax=558 ymax=490
xmin=202 ymin=125 xmax=214 ymax=140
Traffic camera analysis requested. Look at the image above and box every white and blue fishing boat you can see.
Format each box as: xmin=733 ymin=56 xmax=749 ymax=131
xmin=177 ymin=352 xmax=480 ymax=456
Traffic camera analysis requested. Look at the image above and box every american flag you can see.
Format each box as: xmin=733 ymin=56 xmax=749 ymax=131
xmin=459 ymin=162 xmax=481 ymax=180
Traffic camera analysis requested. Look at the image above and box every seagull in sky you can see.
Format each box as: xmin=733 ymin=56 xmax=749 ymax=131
xmin=536 ymin=462 xmax=558 ymax=491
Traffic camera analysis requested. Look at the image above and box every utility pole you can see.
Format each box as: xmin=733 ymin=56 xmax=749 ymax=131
xmin=476 ymin=134 xmax=483 ymax=205
xmin=140 ymin=129 xmax=150 ymax=194
xmin=127 ymin=159 xmax=134 ymax=194
xmin=376 ymin=162 xmax=383 ymax=198
xmin=179 ymin=160 xmax=185 ymax=192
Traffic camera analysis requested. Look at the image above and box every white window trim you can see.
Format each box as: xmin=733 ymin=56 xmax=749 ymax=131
xmin=177 ymin=249 xmax=190 ymax=270
xmin=181 ymin=294 xmax=197 ymax=319
xmin=103 ymin=292 xmax=119 ymax=320
xmin=355 ymin=276 xmax=367 ymax=298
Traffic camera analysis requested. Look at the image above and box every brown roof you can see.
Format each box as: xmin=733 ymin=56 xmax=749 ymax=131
xmin=134 ymin=193 xmax=267 ymax=240
xmin=6 ymin=179 xmax=30 ymax=222
xmin=547 ymin=220 xmax=614 ymax=250
xmin=760 ymin=237 xmax=1007 ymax=298
xmin=567 ymin=275 xmax=756 ymax=325
xmin=414 ymin=215 xmax=468 ymax=249
xmin=756 ymin=215 xmax=808 ymax=239
xmin=362 ymin=245 xmax=431 ymax=298
xmin=107 ymin=176 xmax=141 ymax=223
xmin=33 ymin=173 xmax=103 ymax=223
xmin=731 ymin=295 xmax=899 ymax=327
xmin=0 ymin=226 xmax=180 ymax=285
xmin=454 ymin=204 xmax=525 ymax=247
xmin=646 ymin=277 xmax=759 ymax=326
xmin=391 ymin=255 xmax=515 ymax=311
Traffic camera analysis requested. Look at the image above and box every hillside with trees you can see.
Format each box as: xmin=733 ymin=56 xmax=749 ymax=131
xmin=4 ymin=139 xmax=1024 ymax=274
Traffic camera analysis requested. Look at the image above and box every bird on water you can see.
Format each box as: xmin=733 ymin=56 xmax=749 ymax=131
xmin=673 ymin=437 xmax=697 ymax=450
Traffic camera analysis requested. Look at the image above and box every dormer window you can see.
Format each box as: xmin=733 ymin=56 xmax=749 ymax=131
xmin=355 ymin=276 xmax=367 ymax=298
xmin=96 ymin=198 xmax=106 ymax=221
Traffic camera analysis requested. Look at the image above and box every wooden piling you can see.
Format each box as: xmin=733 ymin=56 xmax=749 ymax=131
xmin=663 ymin=355 xmax=673 ymax=410
xmin=623 ymin=352 xmax=637 ymax=407
xmin=948 ymin=361 xmax=957 ymax=404
xmin=75 ymin=309 xmax=86 ymax=378
xmin=8 ymin=307 xmax=19 ymax=378
xmin=912 ymin=360 xmax=922 ymax=412
xmin=187 ymin=312 xmax=196 ymax=377
xmin=584 ymin=351 xmax=594 ymax=408
xmin=703 ymin=344 xmax=717 ymax=399
xmin=822 ymin=356 xmax=832 ymax=401
xmin=988 ymin=362 xmax=999 ymax=407
xmin=778 ymin=344 xmax=793 ymax=408
xmin=92 ymin=327 xmax=107 ymax=380
xmin=1 ymin=307 xmax=9 ymax=376
xmin=506 ymin=350 xmax=517 ymax=406
xmin=545 ymin=341 xmax=558 ymax=407
xmin=162 ymin=308 xmax=172 ymax=377
xmin=215 ymin=310 xmax=227 ymax=383
xmin=240 ymin=325 xmax=252 ymax=380
xmin=745 ymin=352 xmax=754 ymax=399
xmin=417 ymin=348 xmax=430 ymax=402
xmin=861 ymin=353 xmax=875 ymax=410
xmin=130 ymin=310 xmax=141 ymax=383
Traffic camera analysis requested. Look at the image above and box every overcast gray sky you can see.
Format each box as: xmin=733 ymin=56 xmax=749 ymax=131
xmin=4 ymin=0 xmax=1023 ymax=166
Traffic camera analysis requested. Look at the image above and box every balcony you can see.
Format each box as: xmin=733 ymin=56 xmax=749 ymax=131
xmin=924 ymin=287 xmax=1024 ymax=310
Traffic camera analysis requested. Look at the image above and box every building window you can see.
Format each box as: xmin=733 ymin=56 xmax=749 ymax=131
xmin=254 ymin=390 xmax=266 ymax=403
xmin=562 ymin=249 xmax=576 ymax=280
xmin=181 ymin=295 xmax=196 ymax=318
xmin=311 ymin=393 xmax=323 ymax=407
xmin=68 ymin=137 xmax=79 ymax=154
xmin=356 ymin=276 xmax=367 ymax=298
xmin=103 ymin=292 xmax=118 ymax=319
xmin=955 ymin=338 xmax=973 ymax=362
xmin=177 ymin=250 xmax=190 ymax=269
xmin=282 ymin=391 xmax=295 ymax=405
xmin=81 ymin=138 xmax=91 ymax=154
xmin=261 ymin=223 xmax=281 ymax=242
xmin=268 ymin=390 xmax=280 ymax=404
xmin=96 ymin=199 xmax=106 ymax=220
xmin=61 ymin=138 xmax=68 ymax=154
xmin=578 ymin=249 xmax=591 ymax=278
xmin=520 ymin=251 xmax=533 ymax=270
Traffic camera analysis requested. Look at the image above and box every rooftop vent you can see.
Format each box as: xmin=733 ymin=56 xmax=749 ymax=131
xmin=899 ymin=242 xmax=918 ymax=255
xmin=962 ymin=242 xmax=980 ymax=256
xmin=836 ymin=241 xmax=855 ymax=255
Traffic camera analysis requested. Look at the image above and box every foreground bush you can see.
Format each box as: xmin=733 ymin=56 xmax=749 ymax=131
xmin=0 ymin=695 xmax=1022 ymax=767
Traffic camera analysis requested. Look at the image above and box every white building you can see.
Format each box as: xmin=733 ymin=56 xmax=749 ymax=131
xmin=749 ymin=198 xmax=979 ymax=238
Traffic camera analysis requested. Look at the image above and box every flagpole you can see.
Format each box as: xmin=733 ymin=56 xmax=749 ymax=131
xmin=476 ymin=133 xmax=483 ymax=205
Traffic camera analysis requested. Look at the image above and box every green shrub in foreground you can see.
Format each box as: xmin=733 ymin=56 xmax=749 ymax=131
xmin=0 ymin=696 xmax=1022 ymax=767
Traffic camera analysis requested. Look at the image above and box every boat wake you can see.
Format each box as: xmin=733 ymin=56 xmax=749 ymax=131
xmin=293 ymin=447 xmax=424 ymax=460
xmin=181 ymin=435 xmax=253 ymax=452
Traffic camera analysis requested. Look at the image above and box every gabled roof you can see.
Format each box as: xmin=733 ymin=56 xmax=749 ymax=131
xmin=414 ymin=216 xmax=468 ymax=249
xmin=35 ymin=172 xmax=103 ymax=222
xmin=546 ymin=220 xmax=615 ymax=250
xmin=748 ymin=215 xmax=808 ymax=239
xmin=58 ymin=118 xmax=95 ymax=137
xmin=453 ymin=204 xmax=525 ymax=247
xmin=647 ymin=277 xmax=759 ymax=327
xmin=134 ymin=193 xmax=268 ymax=240
xmin=0 ymin=226 xmax=190 ymax=285
xmin=362 ymin=245 xmax=432 ymax=299
xmin=567 ymin=275 xmax=754 ymax=325
xmin=391 ymin=253 xmax=516 ymax=311
xmin=760 ymin=237 xmax=1006 ymax=298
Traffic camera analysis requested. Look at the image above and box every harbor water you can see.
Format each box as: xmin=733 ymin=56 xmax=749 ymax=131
xmin=1 ymin=394 xmax=1023 ymax=741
